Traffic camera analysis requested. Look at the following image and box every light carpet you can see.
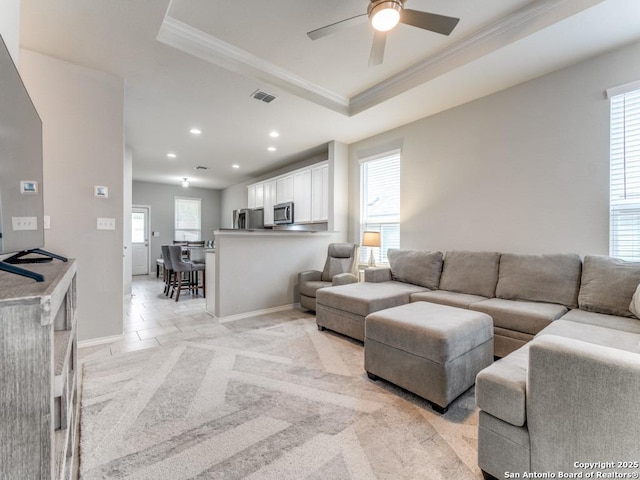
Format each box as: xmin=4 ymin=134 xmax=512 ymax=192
xmin=80 ymin=309 xmax=482 ymax=479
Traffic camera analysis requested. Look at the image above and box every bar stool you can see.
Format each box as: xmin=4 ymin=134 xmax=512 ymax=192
xmin=160 ymin=245 xmax=175 ymax=297
xmin=188 ymin=247 xmax=206 ymax=298
xmin=168 ymin=245 xmax=195 ymax=301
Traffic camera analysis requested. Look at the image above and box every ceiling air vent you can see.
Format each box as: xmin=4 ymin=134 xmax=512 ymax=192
xmin=251 ymin=89 xmax=277 ymax=104
xmin=194 ymin=166 xmax=208 ymax=171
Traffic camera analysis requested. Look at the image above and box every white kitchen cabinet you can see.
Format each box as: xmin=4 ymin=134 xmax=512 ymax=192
xmin=276 ymin=175 xmax=294 ymax=204
xmin=247 ymin=183 xmax=264 ymax=209
xmin=293 ymin=169 xmax=312 ymax=223
xmin=248 ymin=160 xmax=329 ymax=226
xmin=247 ymin=185 xmax=256 ymax=209
xmin=263 ymin=180 xmax=276 ymax=226
xmin=254 ymin=183 xmax=264 ymax=208
xmin=311 ymin=163 xmax=329 ymax=222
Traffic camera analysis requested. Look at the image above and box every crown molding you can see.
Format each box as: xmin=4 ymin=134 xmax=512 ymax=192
xmin=157 ymin=0 xmax=604 ymax=117
xmin=157 ymin=17 xmax=350 ymax=115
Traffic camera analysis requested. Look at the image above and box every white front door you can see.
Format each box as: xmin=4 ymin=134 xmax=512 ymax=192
xmin=132 ymin=206 xmax=149 ymax=275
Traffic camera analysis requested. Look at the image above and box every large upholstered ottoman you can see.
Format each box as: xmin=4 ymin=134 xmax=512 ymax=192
xmin=316 ymin=281 xmax=429 ymax=341
xmin=365 ymin=301 xmax=494 ymax=413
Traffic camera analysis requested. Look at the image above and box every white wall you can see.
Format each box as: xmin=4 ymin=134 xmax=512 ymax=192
xmin=132 ymin=181 xmax=221 ymax=263
xmin=123 ymin=147 xmax=133 ymax=296
xmin=348 ymin=40 xmax=640 ymax=258
xmin=0 ymin=0 xmax=20 ymax=62
xmin=19 ymin=49 xmax=125 ymax=343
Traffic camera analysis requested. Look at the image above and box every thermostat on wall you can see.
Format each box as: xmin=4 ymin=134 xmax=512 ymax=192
xmin=94 ymin=185 xmax=108 ymax=198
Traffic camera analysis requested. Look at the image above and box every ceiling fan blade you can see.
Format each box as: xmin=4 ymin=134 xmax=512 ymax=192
xmin=368 ymin=30 xmax=387 ymax=67
xmin=307 ymin=14 xmax=368 ymax=40
xmin=400 ymin=9 xmax=460 ymax=36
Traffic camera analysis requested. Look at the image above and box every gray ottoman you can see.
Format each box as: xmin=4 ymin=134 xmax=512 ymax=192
xmin=365 ymin=301 xmax=494 ymax=413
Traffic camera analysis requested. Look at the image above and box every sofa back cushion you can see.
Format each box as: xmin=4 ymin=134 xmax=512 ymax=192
xmin=439 ymin=251 xmax=501 ymax=298
xmin=387 ymin=249 xmax=443 ymax=290
xmin=496 ymin=253 xmax=582 ymax=307
xmin=579 ymin=255 xmax=640 ymax=318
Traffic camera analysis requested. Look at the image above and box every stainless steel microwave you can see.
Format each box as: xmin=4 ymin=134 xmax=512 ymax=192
xmin=273 ymin=202 xmax=294 ymax=225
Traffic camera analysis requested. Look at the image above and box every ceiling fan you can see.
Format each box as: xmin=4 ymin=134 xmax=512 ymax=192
xmin=307 ymin=0 xmax=460 ymax=67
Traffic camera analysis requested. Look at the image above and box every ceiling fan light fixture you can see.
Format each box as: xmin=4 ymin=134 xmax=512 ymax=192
xmin=368 ymin=1 xmax=402 ymax=32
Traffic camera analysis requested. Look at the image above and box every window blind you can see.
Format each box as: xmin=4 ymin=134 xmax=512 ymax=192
xmin=610 ymin=87 xmax=640 ymax=260
xmin=175 ymin=197 xmax=202 ymax=241
xmin=360 ymin=153 xmax=400 ymax=264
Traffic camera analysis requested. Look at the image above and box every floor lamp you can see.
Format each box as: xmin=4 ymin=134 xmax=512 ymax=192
xmin=362 ymin=231 xmax=381 ymax=268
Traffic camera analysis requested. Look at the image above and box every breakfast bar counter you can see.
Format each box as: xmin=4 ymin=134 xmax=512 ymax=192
xmin=206 ymin=229 xmax=343 ymax=320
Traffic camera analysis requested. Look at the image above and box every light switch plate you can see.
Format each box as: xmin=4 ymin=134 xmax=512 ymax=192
xmin=44 ymin=216 xmax=51 ymax=229
xmin=97 ymin=217 xmax=116 ymax=230
xmin=12 ymin=216 xmax=38 ymax=231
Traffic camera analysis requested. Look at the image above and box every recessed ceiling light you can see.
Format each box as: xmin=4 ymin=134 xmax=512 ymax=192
xmin=269 ymin=131 xmax=279 ymax=138
xmin=268 ymin=146 xmax=276 ymax=152
xmin=232 ymin=164 xmax=240 ymax=169
xmin=167 ymin=153 xmax=177 ymax=158
xmin=190 ymin=128 xmax=202 ymax=135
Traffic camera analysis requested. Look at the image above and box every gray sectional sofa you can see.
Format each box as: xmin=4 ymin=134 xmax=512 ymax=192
xmin=314 ymin=249 xmax=640 ymax=480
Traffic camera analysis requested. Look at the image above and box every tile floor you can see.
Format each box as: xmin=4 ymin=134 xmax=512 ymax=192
xmin=79 ymin=274 xmax=215 ymax=363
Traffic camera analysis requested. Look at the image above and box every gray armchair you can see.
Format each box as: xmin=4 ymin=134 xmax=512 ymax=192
xmin=298 ymin=243 xmax=360 ymax=311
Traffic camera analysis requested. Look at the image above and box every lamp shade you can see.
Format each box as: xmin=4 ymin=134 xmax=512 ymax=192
xmin=362 ymin=231 xmax=381 ymax=247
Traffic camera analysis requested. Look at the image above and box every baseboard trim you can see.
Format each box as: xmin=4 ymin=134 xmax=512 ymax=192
xmin=78 ymin=333 xmax=125 ymax=348
xmin=216 ymin=304 xmax=297 ymax=323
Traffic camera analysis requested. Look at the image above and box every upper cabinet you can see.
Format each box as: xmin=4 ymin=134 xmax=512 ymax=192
xmin=246 ymin=149 xmax=339 ymax=229
xmin=247 ymin=184 xmax=264 ymax=209
xmin=311 ymin=163 xmax=329 ymax=223
xmin=263 ymin=180 xmax=276 ymax=226
xmin=293 ymin=169 xmax=312 ymax=223
xmin=276 ymin=175 xmax=294 ymax=204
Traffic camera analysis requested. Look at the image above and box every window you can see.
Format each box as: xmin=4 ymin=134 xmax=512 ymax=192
xmin=609 ymin=83 xmax=640 ymax=260
xmin=175 ymin=197 xmax=201 ymax=241
xmin=360 ymin=151 xmax=400 ymax=264
xmin=131 ymin=212 xmax=145 ymax=243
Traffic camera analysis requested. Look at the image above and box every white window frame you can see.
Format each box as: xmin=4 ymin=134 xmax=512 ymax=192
xmin=607 ymin=80 xmax=640 ymax=260
xmin=174 ymin=196 xmax=202 ymax=241
xmin=359 ymin=149 xmax=401 ymax=265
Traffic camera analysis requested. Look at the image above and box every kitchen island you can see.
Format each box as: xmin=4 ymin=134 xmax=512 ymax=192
xmin=206 ymin=229 xmax=343 ymax=320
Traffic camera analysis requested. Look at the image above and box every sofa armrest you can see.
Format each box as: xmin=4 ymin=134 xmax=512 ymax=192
xmin=364 ymin=267 xmax=392 ymax=283
xmin=527 ymin=335 xmax=640 ymax=474
xmin=298 ymin=270 xmax=322 ymax=283
xmin=332 ymin=273 xmax=358 ymax=286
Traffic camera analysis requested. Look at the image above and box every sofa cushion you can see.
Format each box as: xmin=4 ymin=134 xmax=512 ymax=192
xmin=411 ymin=290 xmax=489 ymax=309
xmin=560 ymin=308 xmax=640 ymax=335
xmin=537 ymin=319 xmax=640 ymax=353
xmin=387 ymin=249 xmax=443 ymax=289
xmin=316 ymin=281 xmax=428 ymax=318
xmin=496 ymin=253 xmax=582 ymax=308
xmin=470 ymin=298 xmax=567 ymax=336
xmin=579 ymin=255 xmax=640 ymax=318
xmin=439 ymin=251 xmax=500 ymax=298
xmin=476 ymin=344 xmax=530 ymax=427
